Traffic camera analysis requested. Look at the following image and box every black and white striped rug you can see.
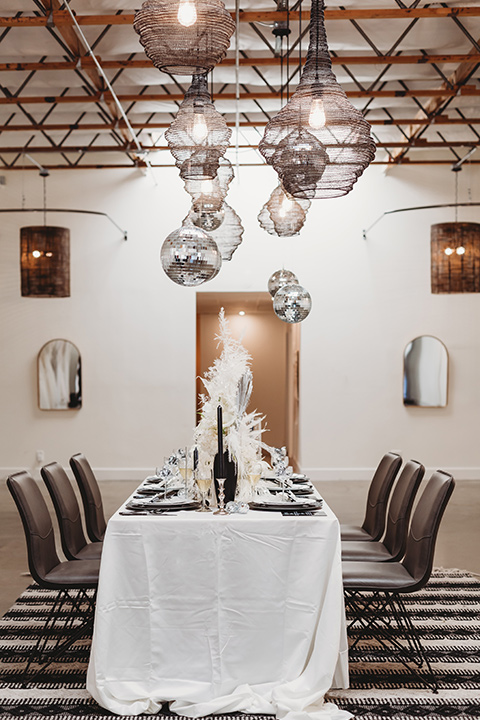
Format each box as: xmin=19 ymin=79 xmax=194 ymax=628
xmin=0 ymin=569 xmax=478 ymax=719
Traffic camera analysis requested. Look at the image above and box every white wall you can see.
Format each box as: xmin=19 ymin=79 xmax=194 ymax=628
xmin=1 ymin=161 xmax=479 ymax=480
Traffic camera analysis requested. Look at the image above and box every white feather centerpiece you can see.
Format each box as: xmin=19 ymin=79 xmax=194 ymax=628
xmin=194 ymin=309 xmax=267 ymax=499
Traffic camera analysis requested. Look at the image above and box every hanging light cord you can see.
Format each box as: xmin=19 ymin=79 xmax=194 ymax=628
xmin=43 ymin=175 xmax=47 ymax=227
xmin=63 ymin=1 xmax=157 ymax=183
xmin=455 ymin=171 xmax=459 ymax=223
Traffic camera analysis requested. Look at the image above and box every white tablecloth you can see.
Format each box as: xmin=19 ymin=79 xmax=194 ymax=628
xmin=87 ymin=503 xmax=350 ymax=720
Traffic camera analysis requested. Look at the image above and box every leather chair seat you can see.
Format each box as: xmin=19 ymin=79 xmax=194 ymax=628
xmin=44 ymin=558 xmax=101 ymax=588
xmin=341 ymin=540 xmax=394 ymax=562
xmin=343 ymin=560 xmax=416 ymax=591
xmin=75 ymin=542 xmax=103 ymax=561
xmin=340 ymin=525 xmax=375 ymax=542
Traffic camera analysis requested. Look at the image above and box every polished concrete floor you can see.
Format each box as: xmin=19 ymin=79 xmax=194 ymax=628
xmin=0 ymin=476 xmax=478 ymax=617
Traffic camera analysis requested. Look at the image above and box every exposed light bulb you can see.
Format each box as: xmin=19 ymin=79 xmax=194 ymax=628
xmin=45 ymin=251 xmax=53 ymax=257
xmin=32 ymin=250 xmax=41 ymax=258
xmin=444 ymin=247 xmax=454 ymax=256
xmin=308 ymin=98 xmax=326 ymax=130
xmin=456 ymin=246 xmax=466 ymax=255
xmin=192 ymin=112 xmax=208 ymax=142
xmin=279 ymin=195 xmax=293 ymax=218
xmin=177 ymin=0 xmax=197 ymax=27
xmin=239 ymin=310 xmax=245 ymax=316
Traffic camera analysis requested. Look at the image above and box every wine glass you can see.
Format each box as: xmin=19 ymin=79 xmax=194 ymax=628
xmin=248 ymin=461 xmax=262 ymax=501
xmin=196 ymin=474 xmax=212 ymax=512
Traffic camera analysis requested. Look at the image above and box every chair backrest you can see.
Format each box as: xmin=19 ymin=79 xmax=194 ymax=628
xmin=69 ymin=453 xmax=107 ymax=543
xmin=6 ymin=471 xmax=61 ymax=586
xmin=362 ymin=452 xmax=402 ymax=540
xmin=402 ymin=470 xmax=455 ymax=590
xmin=41 ymin=462 xmax=89 ymax=561
xmin=382 ymin=459 xmax=424 ymax=560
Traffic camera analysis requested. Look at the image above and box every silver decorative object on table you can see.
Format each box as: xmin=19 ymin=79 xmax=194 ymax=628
xmin=268 ymin=269 xmax=299 ymax=299
xmin=160 ymin=224 xmax=221 ymax=286
xmin=274 ymin=284 xmax=312 ymax=324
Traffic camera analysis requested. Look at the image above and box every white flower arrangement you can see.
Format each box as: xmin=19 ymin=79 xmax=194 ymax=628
xmin=194 ymin=308 xmax=268 ymax=498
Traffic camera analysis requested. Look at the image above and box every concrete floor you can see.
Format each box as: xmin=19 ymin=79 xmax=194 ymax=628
xmin=0 ymin=476 xmax=478 ymax=617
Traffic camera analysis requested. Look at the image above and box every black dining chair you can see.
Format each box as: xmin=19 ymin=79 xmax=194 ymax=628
xmin=41 ymin=462 xmax=103 ymax=562
xmin=341 ymin=459 xmax=424 ymax=562
xmin=69 ymin=453 xmax=107 ymax=543
xmin=342 ymin=469 xmax=455 ymax=691
xmin=340 ymin=451 xmax=402 ymax=542
xmin=6 ymin=471 xmax=100 ymax=683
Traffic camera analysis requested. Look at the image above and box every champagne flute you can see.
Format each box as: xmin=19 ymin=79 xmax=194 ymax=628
xmin=196 ymin=474 xmax=212 ymax=512
xmin=248 ymin=461 xmax=262 ymax=501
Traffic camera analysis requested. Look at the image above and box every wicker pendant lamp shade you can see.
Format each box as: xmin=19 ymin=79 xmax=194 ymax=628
xmin=258 ymin=184 xmax=311 ymax=237
xmin=134 ymin=0 xmax=235 ymax=76
xmin=184 ymin=159 xmax=235 ymax=231
xmin=431 ymin=222 xmax=480 ymax=293
xmin=165 ymin=74 xmax=231 ymax=181
xmin=20 ymin=226 xmax=70 ymax=298
xmin=259 ymin=0 xmax=376 ymax=199
xmin=185 ymin=202 xmax=243 ymax=261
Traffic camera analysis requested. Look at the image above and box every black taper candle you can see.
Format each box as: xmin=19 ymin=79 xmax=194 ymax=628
xmin=217 ymin=405 xmax=225 ymax=476
xmin=193 ymin=447 xmax=198 ymax=470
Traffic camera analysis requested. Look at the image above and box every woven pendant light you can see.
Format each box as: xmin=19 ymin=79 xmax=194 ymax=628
xmin=431 ymin=222 xmax=480 ymax=293
xmin=184 ymin=202 xmax=243 ymax=261
xmin=258 ymin=184 xmax=311 ymax=237
xmin=259 ymin=0 xmax=376 ymax=199
xmin=134 ymin=0 xmax=235 ymax=76
xmin=165 ymin=74 xmax=231 ymax=181
xmin=20 ymin=226 xmax=70 ymax=298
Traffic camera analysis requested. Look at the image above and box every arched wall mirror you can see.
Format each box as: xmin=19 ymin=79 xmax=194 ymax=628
xmin=403 ymin=335 xmax=448 ymax=408
xmin=38 ymin=339 xmax=82 ymax=410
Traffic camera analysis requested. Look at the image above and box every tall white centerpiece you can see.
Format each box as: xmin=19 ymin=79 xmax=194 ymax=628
xmin=194 ymin=309 xmax=265 ymax=499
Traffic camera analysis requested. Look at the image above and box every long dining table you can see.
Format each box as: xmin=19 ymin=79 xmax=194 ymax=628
xmin=86 ymin=487 xmax=351 ymax=720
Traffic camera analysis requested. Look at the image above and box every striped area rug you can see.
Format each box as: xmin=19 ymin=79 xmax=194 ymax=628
xmin=0 ymin=569 xmax=478 ymax=719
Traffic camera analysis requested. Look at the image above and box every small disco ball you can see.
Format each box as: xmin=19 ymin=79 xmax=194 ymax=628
xmin=160 ymin=225 xmax=221 ymax=286
xmin=273 ymin=283 xmax=312 ymax=323
xmin=191 ymin=194 xmax=225 ymax=231
xmin=268 ymin=269 xmax=299 ymax=298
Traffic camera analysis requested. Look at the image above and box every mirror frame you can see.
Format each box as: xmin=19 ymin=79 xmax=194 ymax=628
xmin=37 ymin=338 xmax=82 ymax=411
xmin=403 ymin=334 xmax=448 ymax=408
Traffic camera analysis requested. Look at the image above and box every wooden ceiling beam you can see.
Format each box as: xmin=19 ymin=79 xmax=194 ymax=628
xmin=1 ymin=116 xmax=479 ymax=132
xmin=2 ymin=141 xmax=478 ymax=152
xmin=3 ymin=160 xmax=480 ymax=170
xmin=2 ymin=54 xmax=480 ymax=72
xmin=2 ymin=7 xmax=480 ymax=27
xmin=1 ymin=87 xmax=479 ymax=105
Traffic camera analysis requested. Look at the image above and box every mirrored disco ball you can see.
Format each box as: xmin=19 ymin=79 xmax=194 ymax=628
xmin=268 ymin=269 xmax=299 ymax=298
xmin=273 ymin=283 xmax=312 ymax=323
xmin=160 ymin=225 xmax=221 ymax=286
xmin=191 ymin=193 xmax=225 ymax=231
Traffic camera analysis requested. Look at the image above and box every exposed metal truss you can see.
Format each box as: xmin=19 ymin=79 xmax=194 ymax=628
xmin=0 ymin=1 xmax=479 ymax=171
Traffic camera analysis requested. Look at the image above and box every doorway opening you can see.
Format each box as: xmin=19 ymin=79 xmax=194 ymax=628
xmin=196 ymin=292 xmax=300 ymax=470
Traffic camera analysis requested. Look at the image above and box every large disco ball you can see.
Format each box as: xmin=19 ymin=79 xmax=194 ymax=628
xmin=273 ymin=283 xmax=312 ymax=323
xmin=160 ymin=225 xmax=221 ymax=286
xmin=268 ymin=269 xmax=299 ymax=298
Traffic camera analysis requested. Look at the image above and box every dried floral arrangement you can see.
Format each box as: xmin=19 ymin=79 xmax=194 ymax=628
xmin=194 ymin=309 xmax=267 ymax=497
